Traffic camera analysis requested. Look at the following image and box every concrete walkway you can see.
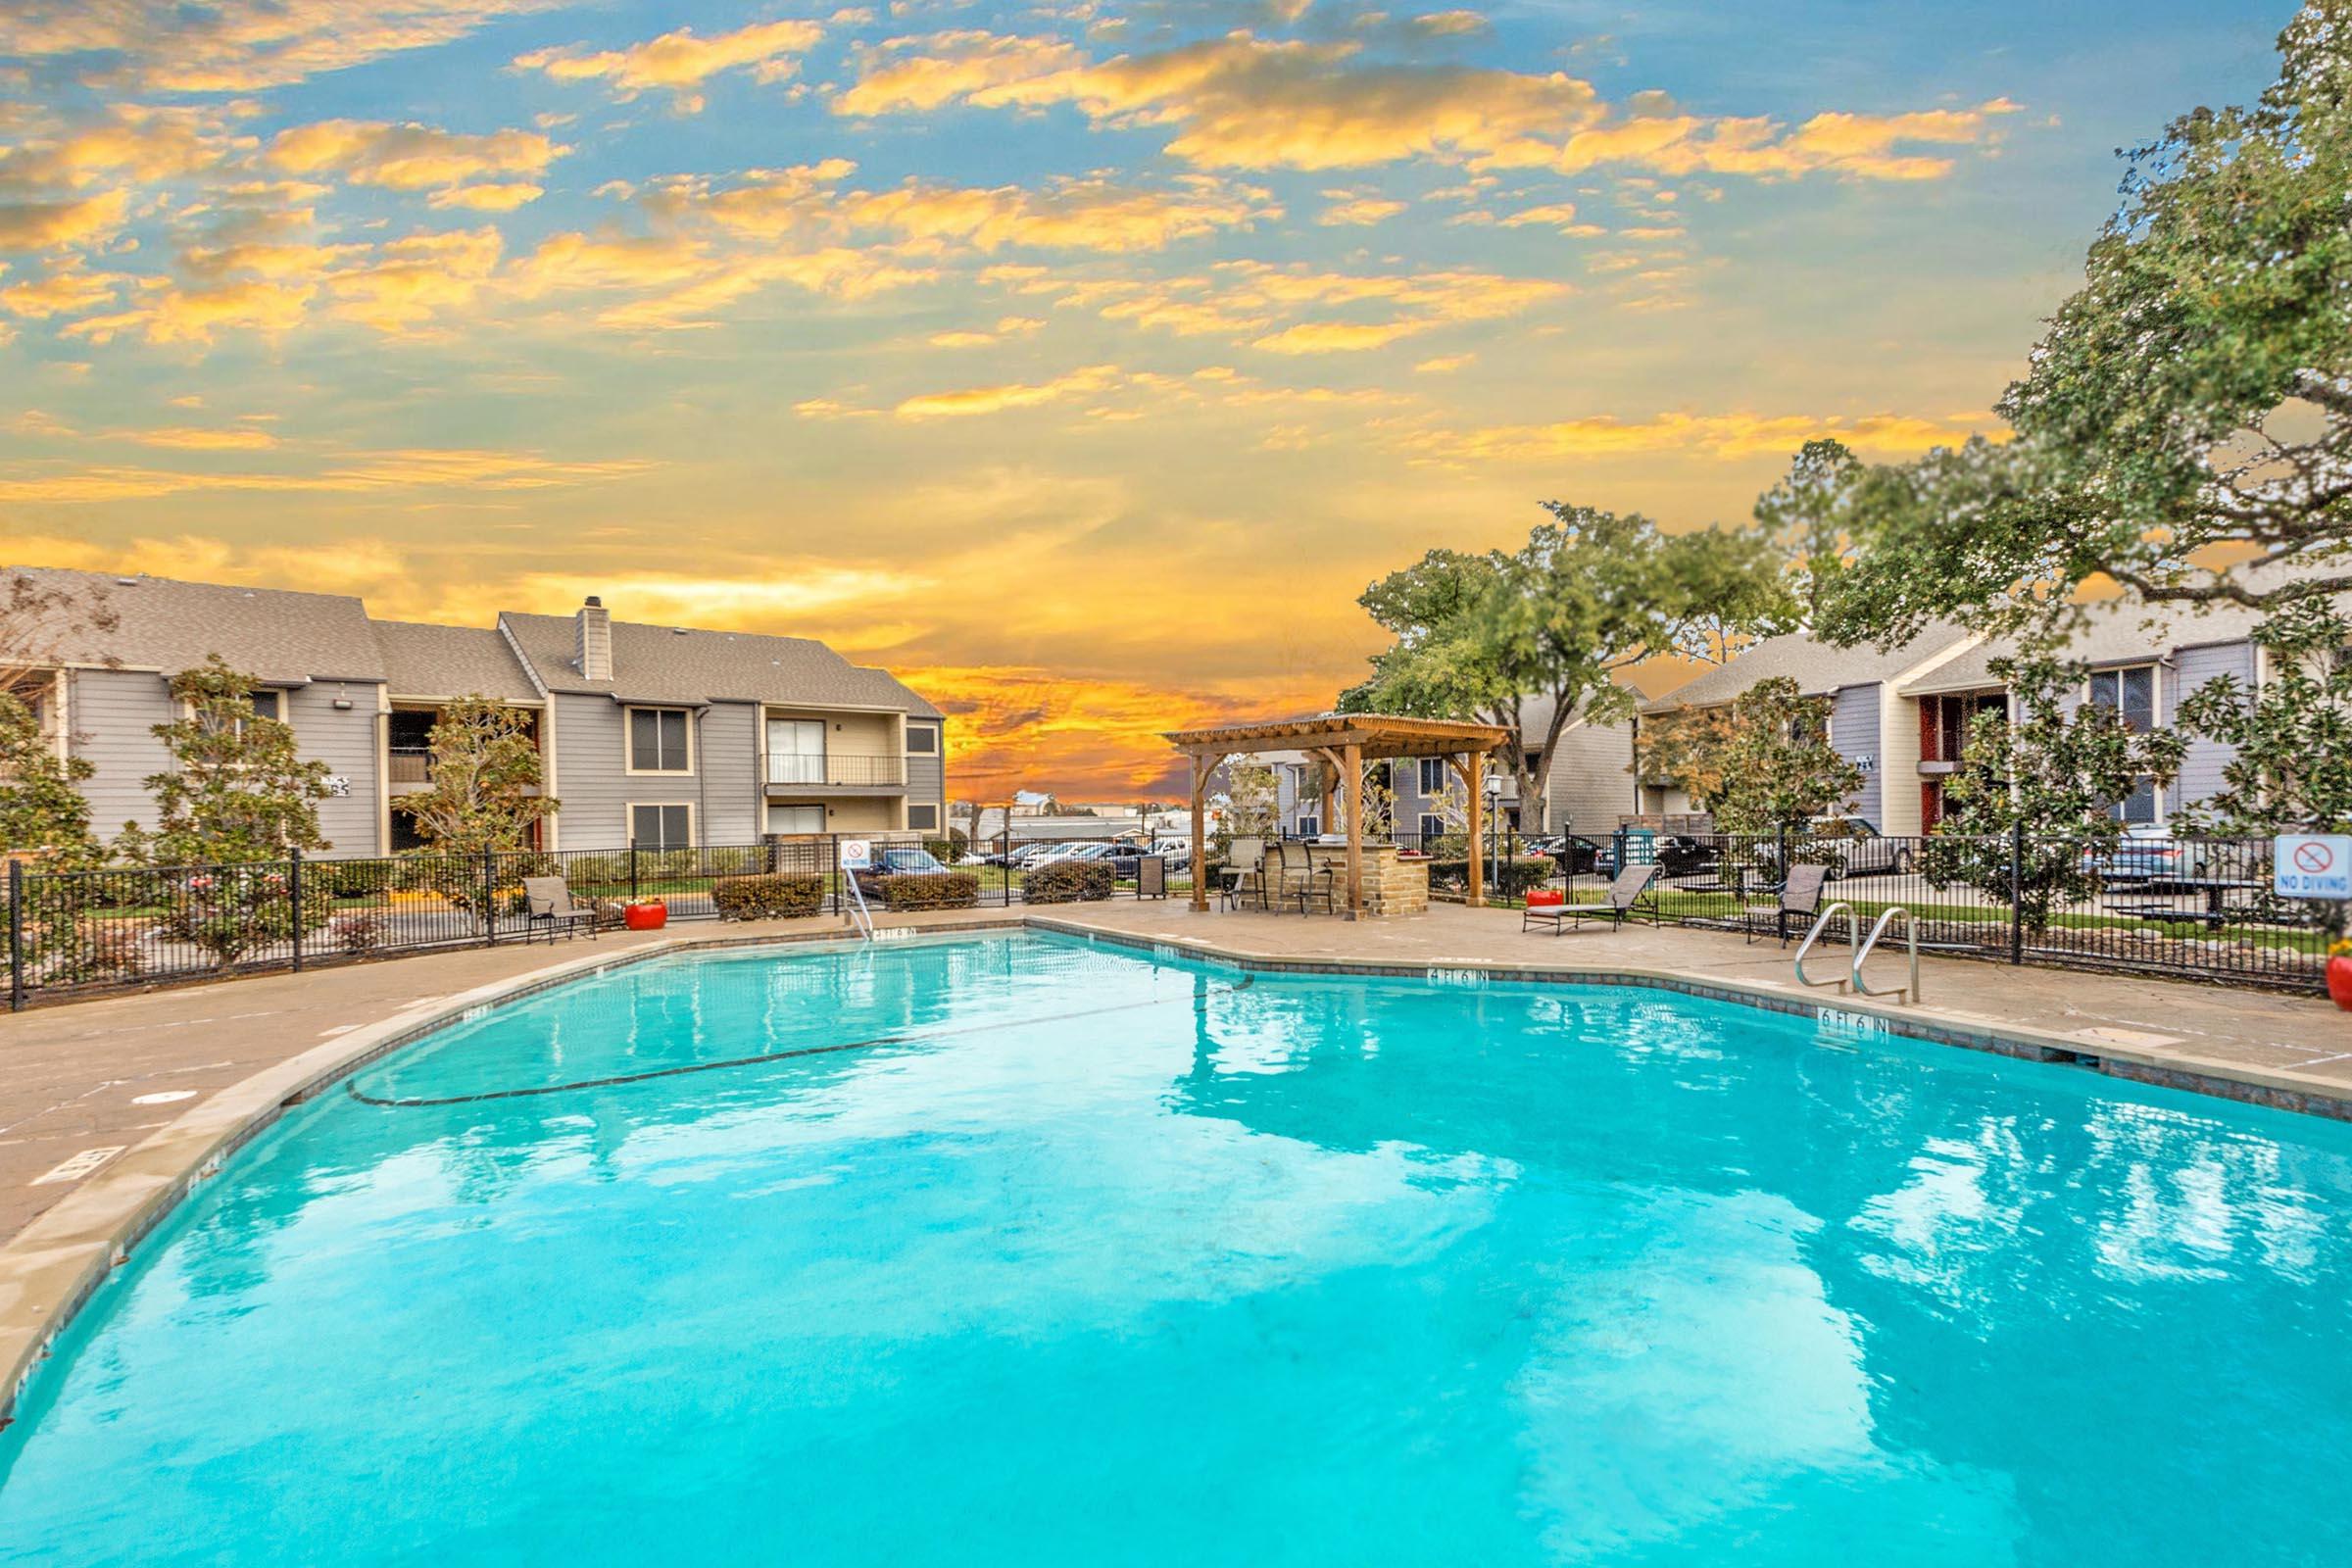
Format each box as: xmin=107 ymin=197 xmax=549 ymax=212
xmin=2 ymin=902 xmax=2344 ymax=1253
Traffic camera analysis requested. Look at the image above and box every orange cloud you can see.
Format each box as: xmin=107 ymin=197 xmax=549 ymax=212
xmin=1405 ymin=409 xmax=1992 ymax=464
xmin=267 ymin=119 xmax=564 ymax=205
xmin=514 ymin=19 xmax=826 ymax=113
xmin=0 ymin=190 xmax=128 ymax=253
xmin=836 ymin=30 xmax=2018 ymax=182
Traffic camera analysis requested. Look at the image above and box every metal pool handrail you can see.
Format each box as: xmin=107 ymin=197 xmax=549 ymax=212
xmin=843 ymin=867 xmax=876 ymax=941
xmin=1794 ymin=902 xmax=1855 ymax=991
xmin=1853 ymin=906 xmax=1921 ymax=1004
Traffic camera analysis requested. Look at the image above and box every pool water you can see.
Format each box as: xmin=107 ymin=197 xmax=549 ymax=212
xmin=4 ymin=933 xmax=2350 ymax=1565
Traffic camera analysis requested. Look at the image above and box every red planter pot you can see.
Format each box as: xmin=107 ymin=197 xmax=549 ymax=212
xmin=2328 ymin=956 xmax=2352 ymax=1011
xmin=1525 ymin=889 xmax=1565 ymax=908
xmin=623 ymin=903 xmax=668 ymax=931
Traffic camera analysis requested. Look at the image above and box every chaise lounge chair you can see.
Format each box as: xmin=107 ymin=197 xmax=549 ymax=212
xmin=1744 ymin=862 xmax=1831 ymax=947
xmin=1522 ymin=863 xmax=1660 ymax=935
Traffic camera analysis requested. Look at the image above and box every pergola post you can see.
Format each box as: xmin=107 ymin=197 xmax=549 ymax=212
xmin=1464 ymin=748 xmax=1486 ymax=907
xmin=1343 ymin=741 xmax=1363 ymax=917
xmin=1188 ymin=750 xmax=1217 ymax=912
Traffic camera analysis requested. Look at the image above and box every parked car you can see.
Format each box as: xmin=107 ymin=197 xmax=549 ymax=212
xmin=1754 ymin=815 xmax=1911 ymax=879
xmin=1547 ymin=835 xmax=1602 ymax=877
xmin=1026 ymin=841 xmax=1111 ymax=868
xmin=851 ymin=846 xmax=952 ymax=892
xmin=2082 ymin=825 xmax=2211 ymax=885
xmin=1149 ymin=839 xmax=1193 ymax=870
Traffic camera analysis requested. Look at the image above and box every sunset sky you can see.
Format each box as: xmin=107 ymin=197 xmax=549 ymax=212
xmin=0 ymin=1 xmax=2290 ymax=798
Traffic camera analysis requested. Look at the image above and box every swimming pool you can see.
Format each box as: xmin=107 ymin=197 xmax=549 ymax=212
xmin=3 ymin=931 xmax=2349 ymax=1564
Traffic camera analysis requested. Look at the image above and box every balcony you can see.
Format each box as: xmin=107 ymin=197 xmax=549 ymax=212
xmin=388 ymin=745 xmax=432 ymax=789
xmin=764 ymin=752 xmax=906 ymax=792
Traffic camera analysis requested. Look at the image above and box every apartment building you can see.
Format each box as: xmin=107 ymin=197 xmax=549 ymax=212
xmin=1635 ymin=596 xmax=2286 ymax=833
xmin=1267 ymin=699 xmax=1638 ymax=840
xmin=9 ymin=568 xmax=946 ymax=856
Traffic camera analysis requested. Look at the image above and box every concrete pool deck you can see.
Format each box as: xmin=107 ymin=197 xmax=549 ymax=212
xmin=4 ymin=900 xmax=2347 ymax=1422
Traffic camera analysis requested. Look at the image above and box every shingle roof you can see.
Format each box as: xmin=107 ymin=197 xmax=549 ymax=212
xmin=372 ymin=620 xmax=541 ymax=702
xmin=1898 ymin=599 xmax=2269 ymax=696
xmin=1639 ymin=621 xmax=1972 ymax=713
xmin=7 ymin=565 xmax=386 ymax=684
xmin=498 ymin=612 xmax=943 ymax=717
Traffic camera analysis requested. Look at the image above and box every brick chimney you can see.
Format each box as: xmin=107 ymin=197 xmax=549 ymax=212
xmin=575 ymin=595 xmax=612 ymax=681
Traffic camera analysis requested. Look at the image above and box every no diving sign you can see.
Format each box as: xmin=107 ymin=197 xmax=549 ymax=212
xmin=2276 ymin=834 xmax=2352 ymax=900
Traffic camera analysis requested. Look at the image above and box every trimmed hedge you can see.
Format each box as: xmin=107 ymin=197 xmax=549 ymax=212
xmin=710 ymin=872 xmax=826 ymax=921
xmin=875 ymin=871 xmax=980 ymax=911
xmin=1427 ymin=856 xmax=1553 ymax=901
xmin=1023 ymin=860 xmax=1112 ymax=904
xmin=922 ymin=838 xmax=959 ymax=864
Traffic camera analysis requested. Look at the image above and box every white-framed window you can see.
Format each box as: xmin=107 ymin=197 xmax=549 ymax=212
xmin=1417 ymin=812 xmax=1446 ymax=841
xmin=908 ymin=803 xmax=940 ymax=831
xmin=1297 ymin=813 xmax=1321 ymax=837
xmin=906 ymin=723 xmax=939 ymax=756
xmin=248 ymin=689 xmax=283 ymax=722
xmin=629 ymin=707 xmax=692 ymax=773
xmin=766 ymin=717 xmax=824 ymax=784
xmin=769 ymin=804 xmax=824 ymax=835
xmin=1417 ymin=758 xmax=1450 ymax=795
xmin=2088 ymin=664 xmax=2160 ymax=822
xmin=2087 ymin=664 xmax=2157 ymax=732
xmin=629 ymin=802 xmax=692 ymax=851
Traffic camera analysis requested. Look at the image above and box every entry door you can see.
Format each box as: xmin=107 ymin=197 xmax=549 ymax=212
xmin=768 ymin=719 xmax=826 ymax=785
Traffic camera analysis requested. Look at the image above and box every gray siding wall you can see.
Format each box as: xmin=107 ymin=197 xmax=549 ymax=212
xmin=1831 ymin=684 xmax=1883 ymax=823
xmin=906 ymin=720 xmax=944 ymax=814
xmin=1543 ymin=721 xmax=1635 ymax=835
xmin=69 ymin=667 xmax=175 ymax=837
xmin=551 ymin=693 xmax=632 ymax=847
xmin=698 ymin=701 xmax=760 ymax=844
xmin=287 ymin=681 xmax=384 ymax=856
xmin=2169 ymin=640 xmax=2254 ymax=814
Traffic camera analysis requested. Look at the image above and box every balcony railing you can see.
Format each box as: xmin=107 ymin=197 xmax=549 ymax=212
xmin=765 ymin=752 xmax=906 ymax=788
xmin=387 ymin=745 xmax=432 ymax=784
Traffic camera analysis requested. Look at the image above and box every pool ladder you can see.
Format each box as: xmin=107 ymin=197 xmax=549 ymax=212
xmin=1794 ymin=902 xmax=1921 ymax=1004
xmin=843 ymin=868 xmax=877 ymax=942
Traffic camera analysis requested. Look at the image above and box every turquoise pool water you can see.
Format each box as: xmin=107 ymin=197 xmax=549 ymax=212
xmin=3 ymin=933 xmax=2350 ymax=1564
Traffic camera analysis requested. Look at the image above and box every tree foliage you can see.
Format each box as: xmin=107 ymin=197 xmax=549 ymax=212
xmin=118 ymin=657 xmax=332 ymax=865
xmin=2173 ymin=598 xmax=2352 ymax=833
xmin=1811 ymin=4 xmax=2352 ymax=643
xmin=402 ymin=696 xmax=559 ymax=853
xmin=1919 ymin=656 xmax=2187 ymax=934
xmin=1342 ymin=504 xmax=1789 ymax=821
xmin=1636 ymin=677 xmax=1863 ymax=835
xmin=0 ymin=692 xmax=100 ymax=868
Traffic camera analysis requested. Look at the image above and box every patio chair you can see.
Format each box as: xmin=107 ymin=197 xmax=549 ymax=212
xmin=1522 ymin=863 xmax=1660 ymax=935
xmin=1744 ymin=862 xmax=1831 ymax=947
xmin=1274 ymin=840 xmax=1337 ymax=914
xmin=521 ymin=875 xmax=599 ymax=945
xmin=1220 ymin=837 xmax=1267 ymax=910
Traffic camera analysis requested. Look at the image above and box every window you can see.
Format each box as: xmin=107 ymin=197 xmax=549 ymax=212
xmin=908 ymin=803 xmax=939 ymax=831
xmin=2111 ymin=778 xmax=2160 ymax=825
xmin=1297 ymin=813 xmax=1321 ymax=838
xmin=766 ymin=718 xmax=824 ymax=784
xmin=906 ymin=724 xmax=939 ymax=756
xmin=1417 ymin=812 xmax=1446 ymax=841
xmin=770 ymin=804 xmax=824 ymax=835
xmin=1417 ymin=758 xmax=1450 ymax=794
xmin=630 ymin=804 xmax=692 ymax=850
xmin=2087 ymin=664 xmax=2157 ymax=732
xmin=630 ymin=708 xmax=691 ymax=772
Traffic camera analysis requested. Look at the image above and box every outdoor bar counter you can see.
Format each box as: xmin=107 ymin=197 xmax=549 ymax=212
xmin=1302 ymin=841 xmax=1430 ymax=916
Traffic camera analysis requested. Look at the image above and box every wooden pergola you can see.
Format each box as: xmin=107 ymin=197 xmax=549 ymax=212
xmin=1165 ymin=713 xmax=1515 ymax=916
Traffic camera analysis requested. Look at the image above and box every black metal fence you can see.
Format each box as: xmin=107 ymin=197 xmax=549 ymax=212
xmin=1515 ymin=824 xmax=2330 ymax=993
xmin=4 ymin=825 xmax=2329 ymax=1006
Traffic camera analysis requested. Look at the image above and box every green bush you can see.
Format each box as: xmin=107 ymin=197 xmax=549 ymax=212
xmin=876 ymin=871 xmax=979 ymax=911
xmin=1023 ymin=860 xmax=1112 ymax=904
xmin=1427 ymin=856 xmax=1553 ymax=900
xmin=320 ymin=858 xmax=393 ymax=899
xmin=705 ymin=846 xmax=765 ymax=877
xmin=561 ymin=853 xmax=625 ymax=889
xmin=710 ymin=872 xmax=826 ymax=921
xmin=922 ymin=838 xmax=958 ymax=864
